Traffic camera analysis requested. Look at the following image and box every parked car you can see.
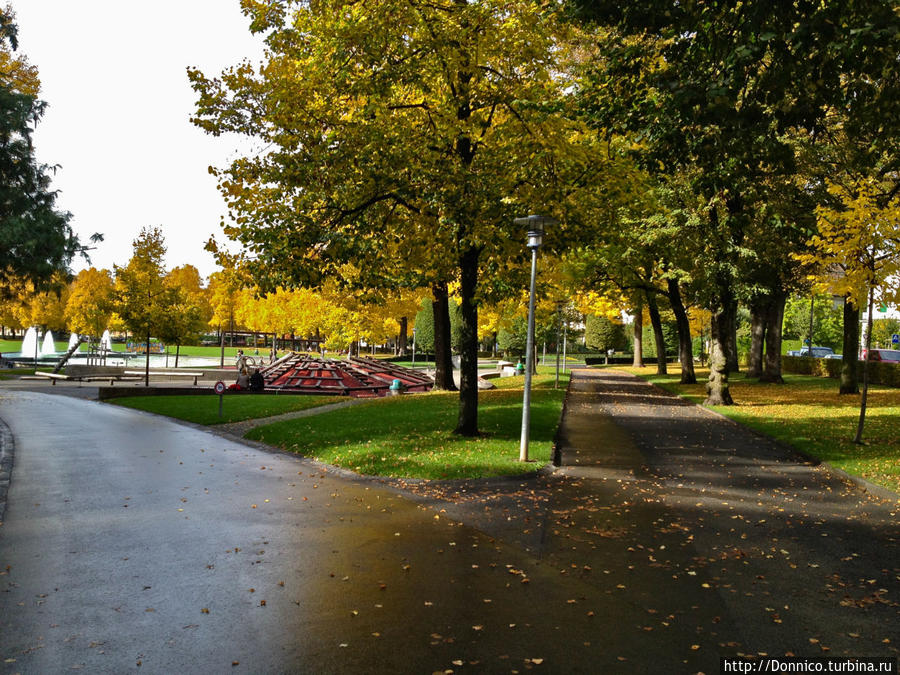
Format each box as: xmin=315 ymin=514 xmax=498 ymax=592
xmin=863 ymin=348 xmax=900 ymax=362
xmin=787 ymin=346 xmax=835 ymax=358
xmin=823 ymin=352 xmax=843 ymax=359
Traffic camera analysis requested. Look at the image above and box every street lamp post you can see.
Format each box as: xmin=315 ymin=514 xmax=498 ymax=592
xmin=515 ymin=215 xmax=555 ymax=462
xmin=555 ymin=301 xmax=563 ymax=389
xmin=412 ymin=327 xmax=417 ymax=367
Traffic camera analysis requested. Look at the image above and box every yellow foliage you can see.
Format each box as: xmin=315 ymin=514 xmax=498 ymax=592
xmin=797 ymin=178 xmax=900 ymax=309
xmin=573 ymin=290 xmax=624 ymax=320
xmin=65 ymin=268 xmax=114 ymax=337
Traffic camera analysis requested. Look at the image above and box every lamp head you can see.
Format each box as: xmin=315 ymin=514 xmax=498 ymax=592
xmin=514 ymin=214 xmax=556 ymax=249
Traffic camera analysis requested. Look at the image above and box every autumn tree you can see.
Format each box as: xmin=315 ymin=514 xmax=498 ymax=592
xmin=65 ymin=267 xmax=114 ymax=339
xmin=114 ymin=227 xmax=172 ymax=385
xmin=570 ymin=0 xmax=900 ymax=404
xmin=190 ymin=0 xmax=597 ymax=436
xmin=798 ymin=178 xmax=900 ymax=443
xmin=207 ymin=266 xmax=243 ymax=365
xmin=157 ymin=266 xmax=209 ymax=366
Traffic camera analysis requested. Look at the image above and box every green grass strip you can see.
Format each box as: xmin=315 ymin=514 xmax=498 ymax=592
xmin=246 ymin=374 xmax=568 ymax=480
xmin=110 ymin=394 xmax=345 ymax=425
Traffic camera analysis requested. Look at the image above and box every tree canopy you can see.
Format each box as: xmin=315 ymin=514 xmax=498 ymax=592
xmin=190 ymin=0 xmax=605 ymax=435
xmin=0 ymin=8 xmax=86 ymax=289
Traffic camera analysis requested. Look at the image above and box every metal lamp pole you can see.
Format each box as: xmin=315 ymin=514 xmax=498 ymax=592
xmin=411 ymin=327 xmax=417 ymax=367
xmin=516 ymin=215 xmax=555 ymax=462
xmin=555 ymin=301 xmax=563 ymax=389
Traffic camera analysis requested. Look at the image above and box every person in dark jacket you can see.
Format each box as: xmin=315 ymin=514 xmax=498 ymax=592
xmin=248 ymin=368 xmax=265 ymax=392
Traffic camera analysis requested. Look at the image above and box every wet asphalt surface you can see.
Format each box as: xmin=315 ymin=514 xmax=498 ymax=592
xmin=0 ymin=370 xmax=898 ymax=674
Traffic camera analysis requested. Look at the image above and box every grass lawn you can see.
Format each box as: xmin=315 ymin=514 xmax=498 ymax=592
xmin=109 ymin=394 xmax=345 ymax=425
xmin=622 ymin=365 xmax=900 ymax=494
xmin=245 ymin=373 xmax=569 ymax=480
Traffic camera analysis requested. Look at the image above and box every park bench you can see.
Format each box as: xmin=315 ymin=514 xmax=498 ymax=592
xmin=31 ymin=372 xmax=143 ymax=386
xmin=123 ymin=370 xmax=205 ymax=385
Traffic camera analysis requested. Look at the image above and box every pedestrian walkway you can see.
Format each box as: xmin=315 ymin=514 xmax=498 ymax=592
xmin=402 ymin=368 xmax=900 ymax=669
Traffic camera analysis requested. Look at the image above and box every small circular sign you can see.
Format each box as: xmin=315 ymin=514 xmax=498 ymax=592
xmin=214 ymin=381 xmax=226 ymax=395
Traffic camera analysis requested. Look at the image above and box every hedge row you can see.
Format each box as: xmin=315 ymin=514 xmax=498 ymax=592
xmin=782 ymin=355 xmax=900 ymax=387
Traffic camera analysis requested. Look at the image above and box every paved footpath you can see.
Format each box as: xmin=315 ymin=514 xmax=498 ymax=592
xmin=398 ymin=369 xmax=900 ymax=671
xmin=1 ymin=371 xmax=898 ymax=674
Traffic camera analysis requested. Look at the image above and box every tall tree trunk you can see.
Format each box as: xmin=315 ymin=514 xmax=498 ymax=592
xmin=839 ymin=298 xmax=860 ymax=395
xmin=144 ymin=327 xmax=151 ymax=387
xmin=705 ymin=309 xmax=734 ymax=405
xmin=645 ymin=289 xmax=667 ymax=375
xmin=724 ymin=300 xmax=740 ymax=373
xmin=454 ymin=247 xmax=480 ymax=436
xmin=432 ymin=283 xmax=457 ymax=391
xmin=667 ymin=278 xmax=696 ymax=384
xmin=746 ymin=297 xmax=767 ymax=378
xmin=632 ymin=296 xmax=645 ymax=367
xmin=175 ymin=343 xmax=181 ymax=368
xmin=760 ymin=290 xmax=787 ymax=383
xmin=398 ymin=316 xmax=408 ymax=356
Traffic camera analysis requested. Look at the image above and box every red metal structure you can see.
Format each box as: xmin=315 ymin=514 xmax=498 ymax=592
xmin=260 ymin=353 xmax=433 ymax=396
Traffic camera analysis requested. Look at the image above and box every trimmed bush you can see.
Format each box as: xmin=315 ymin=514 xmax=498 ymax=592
xmin=782 ymin=355 xmax=899 ymax=386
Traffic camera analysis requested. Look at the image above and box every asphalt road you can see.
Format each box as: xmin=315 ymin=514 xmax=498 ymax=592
xmin=2 ymin=373 xmax=899 ymax=674
xmin=0 ymin=388 xmax=674 ymax=674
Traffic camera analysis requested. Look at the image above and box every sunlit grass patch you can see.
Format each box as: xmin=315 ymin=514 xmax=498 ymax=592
xmin=624 ymin=365 xmax=900 ymax=494
xmin=246 ymin=374 xmax=569 ymax=480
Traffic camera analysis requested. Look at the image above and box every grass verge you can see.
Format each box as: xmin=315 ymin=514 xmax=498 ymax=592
xmin=109 ymin=394 xmax=345 ymax=425
xmin=246 ymin=373 xmax=569 ymax=480
xmin=622 ymin=365 xmax=900 ymax=494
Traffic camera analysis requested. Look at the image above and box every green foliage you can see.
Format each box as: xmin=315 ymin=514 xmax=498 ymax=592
xmin=495 ymin=314 xmax=558 ymax=359
xmin=871 ymin=318 xmax=900 ymax=349
xmin=0 ymin=12 xmax=82 ymax=288
xmin=412 ymin=297 xmax=434 ymax=354
xmin=639 ymin=324 xmax=676 ymax=358
xmin=571 ymin=0 xmax=900 ymax=404
xmin=584 ymin=315 xmax=626 ymax=352
xmin=496 ymin=316 xmax=527 ymax=356
xmin=782 ymin=294 xmax=843 ymax=350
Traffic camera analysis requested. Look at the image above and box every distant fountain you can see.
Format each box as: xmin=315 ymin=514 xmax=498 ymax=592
xmin=100 ymin=329 xmax=112 ymax=352
xmin=67 ymin=332 xmax=82 ymax=352
xmin=41 ymin=330 xmax=56 ymax=356
xmin=21 ymin=326 xmax=38 ymax=357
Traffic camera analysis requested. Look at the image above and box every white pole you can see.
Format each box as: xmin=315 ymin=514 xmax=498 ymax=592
xmin=519 ymin=247 xmax=539 ymax=462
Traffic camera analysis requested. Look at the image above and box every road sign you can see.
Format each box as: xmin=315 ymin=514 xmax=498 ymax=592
xmin=214 ymin=381 xmax=226 ymax=394
xmin=892 ymin=334 xmax=899 ymax=345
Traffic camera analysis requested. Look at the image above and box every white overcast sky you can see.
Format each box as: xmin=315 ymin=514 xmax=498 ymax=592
xmin=11 ymin=1 xmax=266 ymax=280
